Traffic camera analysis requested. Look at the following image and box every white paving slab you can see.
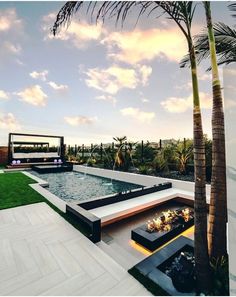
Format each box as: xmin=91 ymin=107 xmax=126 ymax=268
xmin=0 ymin=203 xmax=151 ymax=296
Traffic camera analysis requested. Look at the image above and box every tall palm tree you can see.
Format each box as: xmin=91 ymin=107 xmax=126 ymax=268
xmin=203 ymin=1 xmax=227 ymax=260
xmin=52 ymin=1 xmax=210 ymax=291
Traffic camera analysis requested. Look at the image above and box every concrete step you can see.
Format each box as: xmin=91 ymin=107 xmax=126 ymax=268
xmin=97 ymin=240 xmax=138 ymax=270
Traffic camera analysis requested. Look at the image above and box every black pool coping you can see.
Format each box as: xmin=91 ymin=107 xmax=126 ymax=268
xmin=131 ymin=207 xmax=194 ymax=251
xmin=134 ymin=236 xmax=194 ymax=296
xmin=66 ymin=203 xmax=101 ymax=243
xmin=78 ymin=182 xmax=172 ymax=210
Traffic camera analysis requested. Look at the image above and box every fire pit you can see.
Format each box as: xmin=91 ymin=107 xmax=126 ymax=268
xmin=131 ymin=206 xmax=194 ymax=251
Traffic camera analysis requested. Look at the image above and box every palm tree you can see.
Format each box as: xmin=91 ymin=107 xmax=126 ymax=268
xmin=113 ymin=136 xmax=127 ymax=168
xmin=52 ymin=1 xmax=210 ymax=291
xmin=203 ymin=1 xmax=228 ymax=260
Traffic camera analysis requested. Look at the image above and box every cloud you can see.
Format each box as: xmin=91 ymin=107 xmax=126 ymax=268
xmin=43 ymin=13 xmax=104 ymax=49
xmin=15 ymin=58 xmax=24 ymax=66
xmin=16 ymin=85 xmax=48 ymax=106
xmin=48 ymin=81 xmax=68 ymax=91
xmin=0 ymin=9 xmax=24 ymax=62
xmin=120 ymin=107 xmax=155 ymax=123
xmin=141 ymin=98 xmax=150 ymax=103
xmin=199 ymin=73 xmax=211 ymax=81
xmin=0 ymin=8 xmax=23 ymax=32
xmin=30 ymin=70 xmax=48 ymax=81
xmin=3 ymin=41 xmax=21 ymax=54
xmin=85 ymin=64 xmax=152 ymax=95
xmin=0 ymin=112 xmax=20 ymax=130
xmin=0 ymin=90 xmax=9 ymax=100
xmin=161 ymin=92 xmax=211 ymax=113
xmin=95 ymin=95 xmax=117 ymax=105
xmin=64 ymin=115 xmax=97 ymax=126
xmin=102 ymin=27 xmax=187 ymax=65
xmin=139 ymin=65 xmax=152 ymax=85
xmin=175 ymin=81 xmax=192 ymax=91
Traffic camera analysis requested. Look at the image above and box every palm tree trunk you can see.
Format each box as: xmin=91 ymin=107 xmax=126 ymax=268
xmin=204 ymin=2 xmax=227 ymax=259
xmin=189 ymin=39 xmax=210 ymax=292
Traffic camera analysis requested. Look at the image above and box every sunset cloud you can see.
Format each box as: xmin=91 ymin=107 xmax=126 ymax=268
xmin=120 ymin=107 xmax=155 ymax=123
xmin=0 ymin=112 xmax=20 ymax=130
xmin=16 ymin=85 xmax=48 ymax=106
xmin=0 ymin=8 xmax=23 ymax=32
xmin=64 ymin=115 xmax=97 ymax=126
xmin=3 ymin=41 xmax=21 ymax=54
xmin=95 ymin=95 xmax=117 ymax=105
xmin=102 ymin=27 xmax=187 ymax=64
xmin=43 ymin=13 xmax=104 ymax=49
xmin=30 ymin=70 xmax=48 ymax=81
xmin=0 ymin=9 xmax=24 ymax=62
xmin=85 ymin=64 xmax=152 ymax=95
xmin=141 ymin=98 xmax=150 ymax=103
xmin=0 ymin=90 xmax=9 ymax=100
xmin=161 ymin=92 xmax=212 ymax=113
xmin=48 ymin=81 xmax=68 ymax=91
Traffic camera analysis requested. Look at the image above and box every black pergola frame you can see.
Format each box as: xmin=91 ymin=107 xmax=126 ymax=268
xmin=8 ymin=132 xmax=65 ymax=165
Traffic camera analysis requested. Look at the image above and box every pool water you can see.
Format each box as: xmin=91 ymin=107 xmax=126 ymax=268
xmin=30 ymin=171 xmax=142 ymax=202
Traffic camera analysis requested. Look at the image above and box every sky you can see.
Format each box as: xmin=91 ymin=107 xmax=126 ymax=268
xmin=0 ymin=1 xmax=234 ymax=146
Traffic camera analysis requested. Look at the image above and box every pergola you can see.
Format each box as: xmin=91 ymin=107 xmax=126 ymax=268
xmin=8 ymin=132 xmax=65 ymax=165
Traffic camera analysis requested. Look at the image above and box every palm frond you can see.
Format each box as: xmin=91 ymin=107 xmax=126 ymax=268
xmin=52 ymin=2 xmax=82 ymax=35
xmin=52 ymin=1 xmax=157 ymax=34
xmin=52 ymin=1 xmax=197 ymax=42
xmin=180 ymin=22 xmax=236 ymax=68
xmin=228 ymin=2 xmax=236 ymax=18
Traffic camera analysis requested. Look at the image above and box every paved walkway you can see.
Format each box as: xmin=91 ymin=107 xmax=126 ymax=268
xmin=0 ymin=203 xmax=150 ymax=296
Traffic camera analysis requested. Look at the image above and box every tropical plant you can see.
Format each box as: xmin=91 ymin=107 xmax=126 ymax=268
xmin=52 ymin=1 xmax=210 ymax=291
xmin=153 ymin=143 xmax=176 ymax=174
xmin=210 ymin=256 xmax=229 ymax=296
xmin=153 ymin=150 xmax=170 ymax=174
xmin=113 ymin=136 xmax=127 ymax=169
xmin=134 ymin=141 xmax=155 ymax=163
xmin=203 ymin=1 xmax=228 ymax=260
xmin=174 ymin=139 xmax=193 ymax=175
xmin=138 ymin=164 xmax=151 ymax=175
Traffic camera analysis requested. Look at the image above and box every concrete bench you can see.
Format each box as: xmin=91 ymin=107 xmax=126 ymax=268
xmin=90 ymin=188 xmax=208 ymax=226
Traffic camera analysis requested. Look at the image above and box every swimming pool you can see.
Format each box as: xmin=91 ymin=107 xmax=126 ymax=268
xmin=30 ymin=170 xmax=142 ymax=202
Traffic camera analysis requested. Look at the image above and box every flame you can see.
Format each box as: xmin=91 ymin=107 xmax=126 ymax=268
xmin=182 ymin=208 xmax=190 ymax=222
xmin=162 ymin=210 xmax=173 ymax=223
xmin=153 ymin=218 xmax=162 ymax=230
xmin=163 ymin=224 xmax=171 ymax=232
xmin=146 ymin=207 xmax=192 ymax=232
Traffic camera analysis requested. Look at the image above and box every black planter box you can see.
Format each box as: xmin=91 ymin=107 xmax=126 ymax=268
xmin=134 ymin=236 xmax=195 ymax=296
xmin=131 ymin=207 xmax=194 ymax=251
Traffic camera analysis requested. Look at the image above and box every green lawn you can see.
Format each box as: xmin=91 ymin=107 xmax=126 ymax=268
xmin=0 ymin=172 xmax=89 ymax=236
xmin=0 ymin=172 xmax=44 ymax=210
